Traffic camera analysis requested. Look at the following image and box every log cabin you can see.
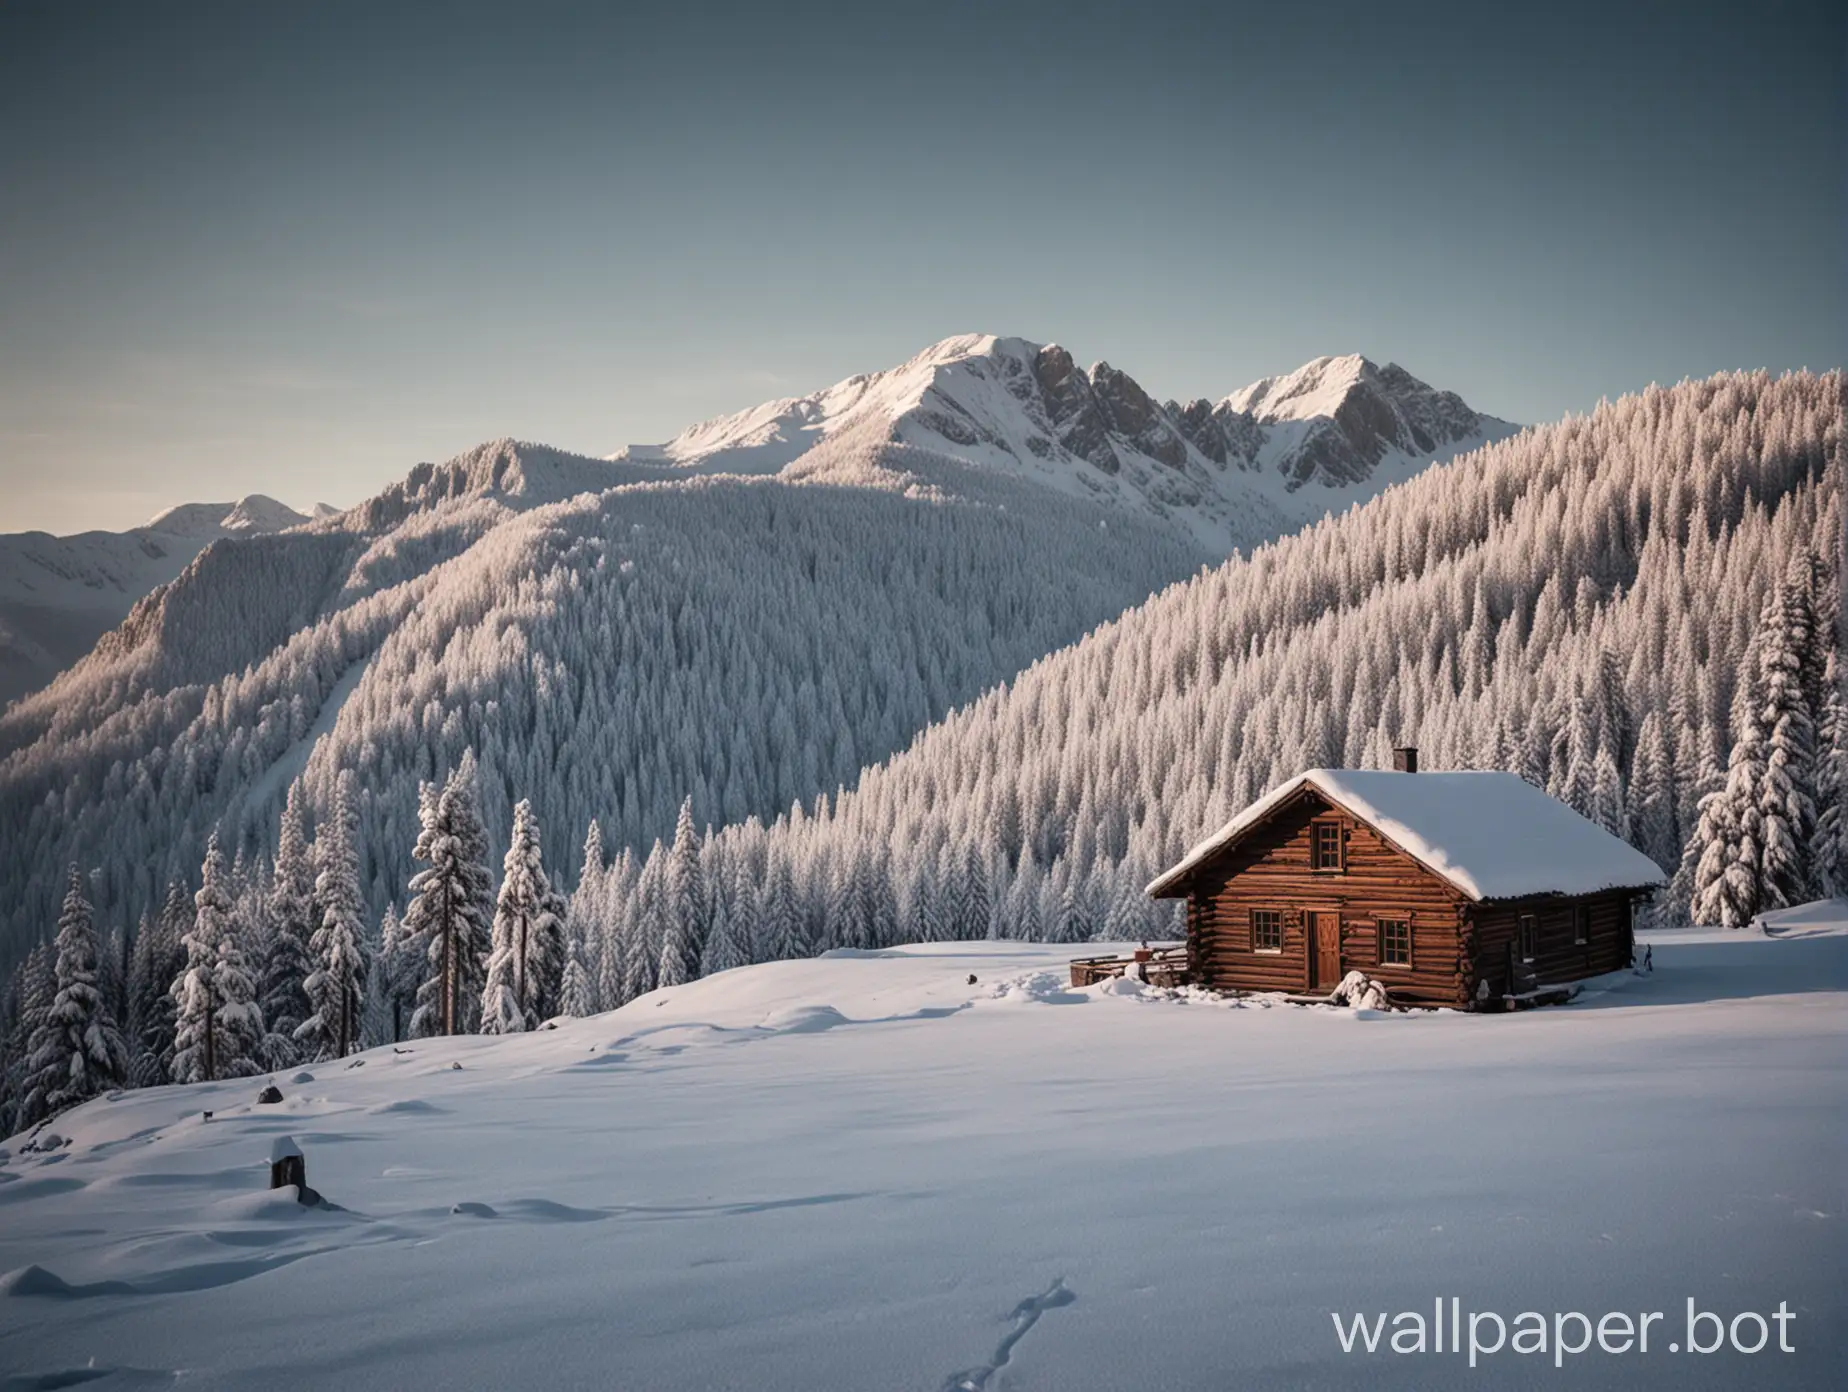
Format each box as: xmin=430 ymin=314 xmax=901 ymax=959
xmin=1145 ymin=749 xmax=1666 ymax=1008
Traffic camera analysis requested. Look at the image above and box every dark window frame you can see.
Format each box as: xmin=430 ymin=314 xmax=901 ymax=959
xmin=1518 ymin=913 xmax=1538 ymax=963
xmin=1573 ymin=903 xmax=1589 ymax=946
xmin=1310 ymin=819 xmax=1346 ymax=873
xmin=1378 ymin=915 xmax=1412 ymax=968
xmin=1251 ymin=907 xmax=1284 ymax=954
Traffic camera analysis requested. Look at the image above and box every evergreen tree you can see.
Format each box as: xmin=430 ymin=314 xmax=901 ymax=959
xmin=405 ymin=755 xmax=495 ymax=1036
xmin=170 ymin=834 xmax=263 ymax=1083
xmin=258 ymin=778 xmax=316 ymax=1068
xmin=1589 ymin=740 xmax=1626 ymax=838
xmin=621 ymin=841 xmax=666 ymax=1002
xmin=96 ymin=916 xmax=128 ymax=1045
xmin=300 ymin=772 xmax=369 ymax=1059
xmin=959 ymin=842 xmax=992 ymax=940
xmin=658 ymin=798 xmax=706 ymax=987
xmin=756 ymin=857 xmax=802 ymax=962
xmin=375 ymin=904 xmax=418 ymax=1043
xmin=1690 ymin=667 xmax=1769 ymax=927
xmin=127 ymin=889 xmax=186 ymax=1087
xmin=558 ymin=929 xmax=595 ymax=1018
xmin=566 ymin=821 xmax=608 ymax=1008
xmin=1628 ymin=711 xmax=1680 ymax=873
xmin=481 ymin=799 xmax=565 ymax=1032
xmin=20 ymin=869 xmax=129 ymax=1123
xmin=1005 ymin=846 xmax=1044 ymax=942
xmin=5 ymin=943 xmax=56 ymax=1129
xmin=1756 ymin=572 xmax=1819 ymax=907
xmin=1815 ymin=647 xmax=1845 ymax=896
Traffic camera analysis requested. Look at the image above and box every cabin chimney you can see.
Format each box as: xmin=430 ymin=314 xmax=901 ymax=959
xmin=1393 ymin=746 xmax=1419 ymax=774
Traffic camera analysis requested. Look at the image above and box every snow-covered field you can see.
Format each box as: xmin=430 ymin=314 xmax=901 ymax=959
xmin=3 ymin=911 xmax=1844 ymax=1390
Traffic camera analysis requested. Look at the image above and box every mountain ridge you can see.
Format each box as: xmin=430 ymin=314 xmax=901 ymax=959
xmin=610 ymin=334 xmax=1518 ymax=550
xmin=0 ymin=495 xmax=316 ymax=707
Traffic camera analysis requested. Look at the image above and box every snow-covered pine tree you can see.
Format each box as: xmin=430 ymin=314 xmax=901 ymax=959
xmin=3 ymin=943 xmax=55 ymax=1130
xmin=375 ymin=904 xmax=418 ymax=1043
xmin=657 ymin=798 xmax=706 ymax=988
xmin=481 ymin=799 xmax=565 ymax=1032
xmin=727 ymin=858 xmax=761 ymax=966
xmin=959 ymin=841 xmax=992 ymax=940
xmin=1590 ymin=740 xmax=1627 ymax=838
xmin=258 ymin=778 xmax=316 ymax=1068
xmin=902 ymin=853 xmax=942 ymax=945
xmin=126 ymin=895 xmax=177 ymax=1086
xmin=566 ymin=821 xmax=607 ymax=1009
xmin=1690 ymin=654 xmax=1769 ymax=927
xmin=558 ymin=929 xmax=594 ymax=1018
xmin=1755 ymin=566 xmax=1819 ymax=908
xmin=756 ymin=855 xmax=802 ymax=962
xmin=1628 ymin=710 xmax=1679 ymax=873
xmin=1815 ymin=646 xmax=1845 ymax=896
xmin=301 ymin=772 xmax=369 ymax=1059
xmin=699 ymin=869 xmax=753 ymax=976
xmin=405 ymin=755 xmax=495 ymax=1037
xmin=1005 ymin=846 xmax=1043 ymax=942
xmin=170 ymin=834 xmax=263 ymax=1083
xmin=19 ymin=868 xmax=129 ymax=1124
xmin=620 ymin=840 xmax=666 ymax=1003
xmin=96 ymin=913 xmax=128 ymax=1046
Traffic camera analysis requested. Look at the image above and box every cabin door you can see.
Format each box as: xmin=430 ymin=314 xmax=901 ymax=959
xmin=1310 ymin=913 xmax=1342 ymax=990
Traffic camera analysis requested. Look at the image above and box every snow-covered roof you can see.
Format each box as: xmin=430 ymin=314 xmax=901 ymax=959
xmin=1146 ymin=769 xmax=1666 ymax=902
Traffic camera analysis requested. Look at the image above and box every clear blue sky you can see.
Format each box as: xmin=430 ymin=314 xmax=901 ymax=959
xmin=2 ymin=0 xmax=1842 ymax=534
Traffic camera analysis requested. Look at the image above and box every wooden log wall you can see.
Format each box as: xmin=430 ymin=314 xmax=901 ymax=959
xmin=1468 ymin=890 xmax=1634 ymax=997
xmin=1183 ymin=788 xmax=1475 ymax=1007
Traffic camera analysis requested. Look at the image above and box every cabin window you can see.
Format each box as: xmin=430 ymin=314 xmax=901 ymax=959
xmin=1518 ymin=914 xmax=1537 ymax=963
xmin=1573 ymin=904 xmax=1589 ymax=946
xmin=1311 ymin=821 xmax=1345 ymax=872
xmin=1251 ymin=908 xmax=1283 ymax=953
xmin=1378 ymin=916 xmax=1412 ymax=967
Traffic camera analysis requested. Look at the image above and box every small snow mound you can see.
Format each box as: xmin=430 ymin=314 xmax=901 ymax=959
xmin=1329 ymin=970 xmax=1391 ymax=1011
xmin=761 ymin=1005 xmax=850 ymax=1034
xmin=0 ymin=1263 xmax=134 ymax=1299
xmin=289 ymin=1071 xmax=315 ymax=1084
xmin=992 ymin=971 xmax=1087 ymax=1004
xmin=1096 ymin=974 xmax=1149 ymax=997
xmin=368 ymin=1098 xmax=442 ymax=1116
xmin=451 ymin=1201 xmax=498 ymax=1218
xmin=268 ymin=1136 xmax=303 ymax=1164
xmin=0 ymin=1265 xmax=63 ymax=1297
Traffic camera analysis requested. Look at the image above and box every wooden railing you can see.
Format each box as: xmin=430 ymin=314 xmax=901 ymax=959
xmin=1068 ymin=946 xmax=1191 ymax=989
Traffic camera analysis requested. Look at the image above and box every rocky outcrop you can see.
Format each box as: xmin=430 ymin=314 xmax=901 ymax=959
xmin=1227 ymin=355 xmax=1493 ymax=488
xmin=1031 ymin=345 xmax=1120 ymax=475
xmin=1089 ymin=362 xmax=1189 ymax=469
xmin=1168 ymin=398 xmax=1265 ymax=470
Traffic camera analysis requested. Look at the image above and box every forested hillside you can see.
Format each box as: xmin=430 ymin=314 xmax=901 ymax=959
xmin=0 ymin=332 xmax=1515 ymax=972
xmin=0 ymin=439 xmax=1204 ymax=973
xmin=568 ymin=370 xmax=1839 ymax=987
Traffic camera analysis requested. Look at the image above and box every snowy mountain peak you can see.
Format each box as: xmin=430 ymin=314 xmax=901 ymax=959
xmin=221 ymin=494 xmax=310 ymax=532
xmin=610 ymin=334 xmax=1515 ymax=549
xmin=1188 ymin=354 xmax=1513 ymax=488
xmin=334 ymin=439 xmax=676 ymax=534
xmin=143 ymin=495 xmax=307 ymax=537
xmin=1225 ymin=354 xmax=1373 ymax=421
